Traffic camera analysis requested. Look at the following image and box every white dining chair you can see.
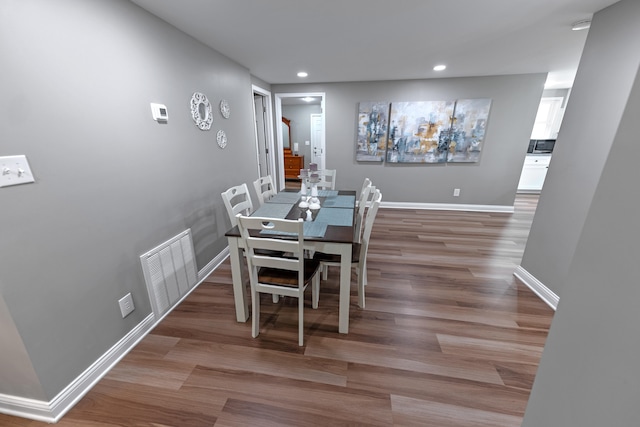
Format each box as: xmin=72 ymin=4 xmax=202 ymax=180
xmin=253 ymin=175 xmax=277 ymax=206
xmin=315 ymin=189 xmax=382 ymax=309
xmin=221 ymin=183 xmax=253 ymax=227
xmin=222 ymin=182 xmax=285 ymax=306
xmin=237 ymin=215 xmax=321 ymax=346
xmin=320 ymin=181 xmax=373 ymax=281
xmin=356 ymin=178 xmax=372 ymax=208
xmin=316 ymin=169 xmax=336 ymax=190
xmin=355 ymin=184 xmax=375 ymax=244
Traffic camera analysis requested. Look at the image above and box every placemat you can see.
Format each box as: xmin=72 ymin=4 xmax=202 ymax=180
xmin=304 ymin=221 xmax=328 ymax=237
xmin=318 ymin=190 xmax=339 ymax=197
xmin=266 ymin=191 xmax=301 ymax=204
xmin=260 ymin=221 xmax=327 ymax=238
xmin=251 ymin=203 xmax=292 ymax=219
xmin=322 ymin=195 xmax=356 ymax=209
xmin=315 ymin=207 xmax=354 ymax=226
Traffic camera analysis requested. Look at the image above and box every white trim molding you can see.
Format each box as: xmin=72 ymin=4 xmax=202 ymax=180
xmin=197 ymin=246 xmax=229 ymax=282
xmin=514 ymin=266 xmax=559 ymax=310
xmin=1 ymin=249 xmax=230 ymax=423
xmin=0 ymin=313 xmax=155 ymax=423
xmin=381 ymin=201 xmax=515 ymax=213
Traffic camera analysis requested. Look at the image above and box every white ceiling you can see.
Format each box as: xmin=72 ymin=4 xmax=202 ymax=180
xmin=131 ymin=0 xmax=619 ymax=89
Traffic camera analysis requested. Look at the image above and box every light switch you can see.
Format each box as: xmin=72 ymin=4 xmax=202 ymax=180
xmin=0 ymin=155 xmax=35 ymax=188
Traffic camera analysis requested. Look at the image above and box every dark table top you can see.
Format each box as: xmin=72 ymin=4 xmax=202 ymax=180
xmin=225 ymin=189 xmax=356 ymax=243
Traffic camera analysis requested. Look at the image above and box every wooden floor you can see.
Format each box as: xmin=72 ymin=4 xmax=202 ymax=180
xmin=1 ymin=194 xmax=553 ymax=427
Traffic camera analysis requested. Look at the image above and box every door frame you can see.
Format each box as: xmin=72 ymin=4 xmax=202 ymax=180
xmin=274 ymin=92 xmax=325 ymax=189
xmin=252 ymin=85 xmax=277 ymax=186
xmin=309 ymin=113 xmax=325 ymax=170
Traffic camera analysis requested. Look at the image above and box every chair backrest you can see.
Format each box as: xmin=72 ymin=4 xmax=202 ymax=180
xmin=221 ymin=183 xmax=253 ymax=227
xmin=359 ymin=189 xmax=382 ymax=265
xmin=316 ymin=169 xmax=336 ymax=190
xmin=355 ymin=184 xmax=374 ymax=243
xmin=253 ymin=175 xmax=277 ymax=206
xmin=236 ymin=216 xmax=306 ymax=285
xmin=359 ymin=178 xmax=372 ymax=201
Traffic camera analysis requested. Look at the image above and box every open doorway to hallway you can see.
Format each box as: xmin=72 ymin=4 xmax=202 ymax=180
xmin=274 ymin=92 xmax=325 ymax=190
xmin=252 ymin=85 xmax=276 ymax=185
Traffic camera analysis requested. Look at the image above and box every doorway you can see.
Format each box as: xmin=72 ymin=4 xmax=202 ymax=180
xmin=252 ymin=85 xmax=276 ymax=185
xmin=274 ymin=92 xmax=325 ymax=189
xmin=310 ymin=113 xmax=325 ymax=170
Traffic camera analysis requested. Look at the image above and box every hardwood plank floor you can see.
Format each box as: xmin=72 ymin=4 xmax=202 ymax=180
xmin=0 ymin=194 xmax=553 ymax=426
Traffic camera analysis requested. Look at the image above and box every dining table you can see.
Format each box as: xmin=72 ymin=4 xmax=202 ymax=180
xmin=225 ymin=188 xmax=357 ymax=334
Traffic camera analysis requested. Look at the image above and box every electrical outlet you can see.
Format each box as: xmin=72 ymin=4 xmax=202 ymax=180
xmin=118 ymin=293 xmax=135 ymax=318
xmin=453 ymin=188 xmax=461 ymax=197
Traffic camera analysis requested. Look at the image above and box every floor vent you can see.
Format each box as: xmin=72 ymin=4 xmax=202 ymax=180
xmin=140 ymin=229 xmax=197 ymax=319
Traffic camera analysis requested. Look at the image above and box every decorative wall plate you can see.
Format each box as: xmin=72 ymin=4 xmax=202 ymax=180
xmin=220 ymin=99 xmax=230 ymax=119
xmin=217 ymin=129 xmax=227 ymax=148
xmin=190 ymin=92 xmax=213 ymax=130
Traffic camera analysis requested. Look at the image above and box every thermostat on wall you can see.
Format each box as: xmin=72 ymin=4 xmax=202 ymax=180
xmin=150 ymin=103 xmax=168 ymax=122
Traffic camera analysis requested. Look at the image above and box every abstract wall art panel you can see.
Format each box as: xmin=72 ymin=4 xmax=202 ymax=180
xmin=354 ymin=98 xmax=492 ymax=165
xmin=386 ymin=101 xmax=456 ymax=163
xmin=447 ymin=98 xmax=492 ymax=163
xmin=356 ymin=101 xmax=390 ymax=162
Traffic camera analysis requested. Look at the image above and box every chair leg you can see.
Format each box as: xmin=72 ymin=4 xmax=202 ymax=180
xmin=322 ymin=264 xmax=328 ymax=280
xmin=312 ymin=273 xmax=319 ymax=309
xmin=252 ymin=289 xmax=260 ymax=338
xmin=298 ymin=293 xmax=304 ymax=346
xmin=362 ymin=259 xmax=368 ymax=287
xmin=357 ymin=264 xmax=366 ymax=309
xmin=272 ymin=294 xmax=279 ymax=303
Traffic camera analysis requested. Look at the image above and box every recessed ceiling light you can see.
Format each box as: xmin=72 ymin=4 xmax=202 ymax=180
xmin=571 ymin=19 xmax=591 ymax=31
xmin=297 ymin=71 xmax=308 ymax=78
xmin=433 ymin=65 xmax=447 ymax=71
xmin=302 ymin=97 xmax=315 ymax=102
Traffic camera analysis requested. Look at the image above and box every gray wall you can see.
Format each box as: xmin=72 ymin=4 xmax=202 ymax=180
xmin=0 ymin=297 xmax=44 ymax=399
xmin=251 ymin=75 xmax=271 ymax=91
xmin=0 ymin=0 xmax=258 ymax=400
xmin=0 ymin=0 xmax=565 ymax=408
xmin=273 ymin=73 xmax=546 ymax=206
xmin=522 ymin=2 xmax=640 ymax=424
xmin=283 ymin=104 xmax=323 ymax=168
xmin=520 ymin=0 xmax=640 ymax=297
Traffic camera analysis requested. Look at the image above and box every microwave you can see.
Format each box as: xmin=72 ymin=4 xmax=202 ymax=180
xmin=527 ymin=139 xmax=555 ymax=154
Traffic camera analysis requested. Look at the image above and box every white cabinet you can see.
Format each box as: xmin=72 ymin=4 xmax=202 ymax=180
xmin=518 ymin=155 xmax=551 ymax=192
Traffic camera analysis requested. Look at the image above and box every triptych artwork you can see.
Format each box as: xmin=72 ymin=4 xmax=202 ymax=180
xmin=356 ymin=98 xmax=492 ymax=163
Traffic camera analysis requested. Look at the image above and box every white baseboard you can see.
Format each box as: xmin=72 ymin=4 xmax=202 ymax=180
xmin=0 ymin=313 xmax=156 ymax=423
xmin=514 ymin=266 xmax=559 ymax=310
xmin=0 ymin=394 xmax=54 ymax=424
xmin=197 ymin=247 xmax=229 ymax=282
xmin=1 ymin=250 xmax=230 ymax=423
xmin=380 ymin=201 xmax=514 ymax=213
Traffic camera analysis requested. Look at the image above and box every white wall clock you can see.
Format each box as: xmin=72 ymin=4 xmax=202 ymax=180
xmin=220 ymin=99 xmax=230 ymax=119
xmin=217 ymin=129 xmax=227 ymax=148
xmin=190 ymin=92 xmax=213 ymax=130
